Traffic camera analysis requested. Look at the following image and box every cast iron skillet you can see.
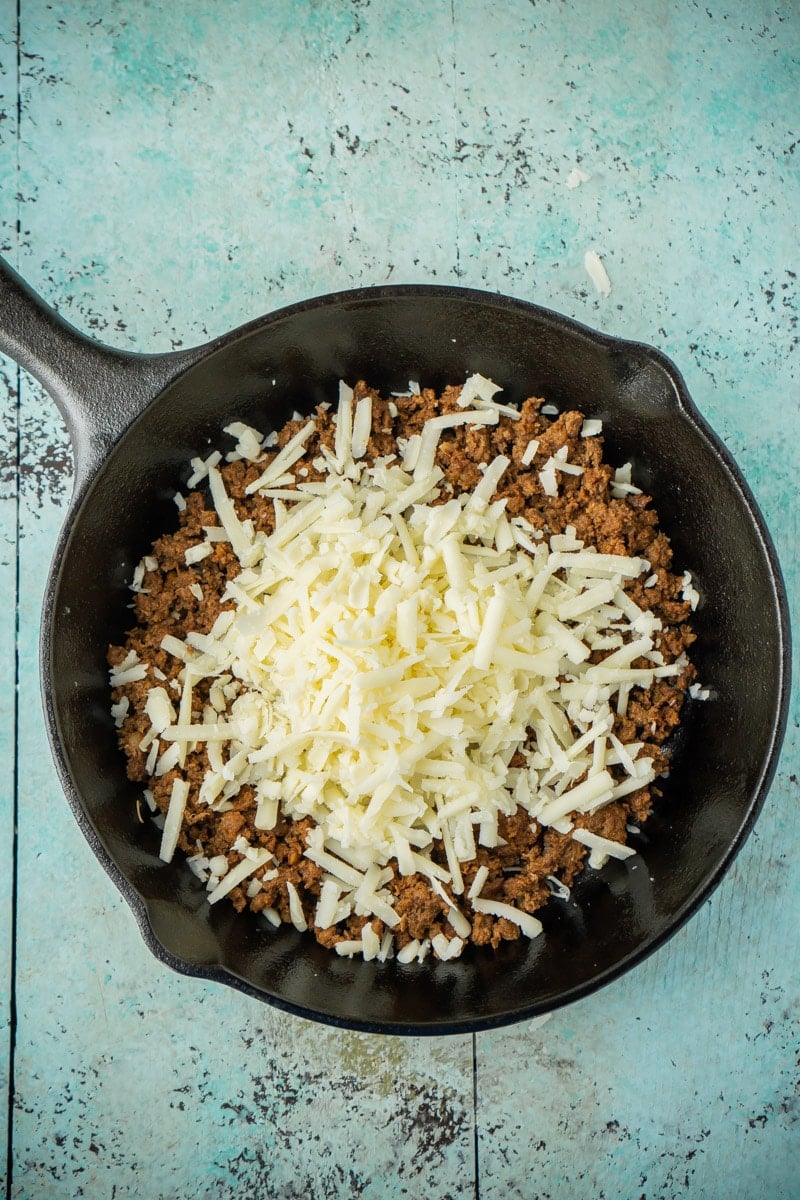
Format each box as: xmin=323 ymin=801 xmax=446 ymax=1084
xmin=0 ymin=257 xmax=790 ymax=1035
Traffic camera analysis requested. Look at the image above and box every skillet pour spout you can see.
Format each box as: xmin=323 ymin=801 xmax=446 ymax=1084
xmin=0 ymin=255 xmax=790 ymax=1033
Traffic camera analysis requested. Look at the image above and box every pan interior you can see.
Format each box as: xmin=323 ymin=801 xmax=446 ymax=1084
xmin=46 ymin=289 xmax=786 ymax=1031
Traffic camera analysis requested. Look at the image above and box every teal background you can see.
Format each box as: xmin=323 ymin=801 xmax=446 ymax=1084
xmin=0 ymin=2 xmax=797 ymax=1196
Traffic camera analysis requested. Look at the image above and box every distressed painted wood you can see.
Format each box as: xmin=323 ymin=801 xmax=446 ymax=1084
xmin=0 ymin=375 xmax=14 ymax=1191
xmin=3 ymin=1 xmax=798 ymax=1197
xmin=0 ymin=350 xmax=15 ymax=1189
xmin=10 ymin=4 xmax=475 ymax=1198
xmin=0 ymin=7 xmax=19 ymax=1184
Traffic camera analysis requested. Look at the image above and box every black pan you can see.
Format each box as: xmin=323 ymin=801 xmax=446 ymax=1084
xmin=0 ymin=257 xmax=790 ymax=1034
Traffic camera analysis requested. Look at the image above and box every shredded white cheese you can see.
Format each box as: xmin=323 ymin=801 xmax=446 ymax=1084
xmin=187 ymin=450 xmax=222 ymax=489
xmin=610 ymin=462 xmax=642 ymax=498
xmin=110 ymin=696 xmax=129 ymax=728
xmin=159 ymin=779 xmax=190 ymax=862
xmin=118 ymin=374 xmax=692 ymax=963
xmin=571 ymin=828 xmax=637 ymax=869
xmin=681 ymin=570 xmax=700 ymax=611
xmin=584 ymin=250 xmax=611 ymax=297
xmin=109 ymin=661 xmax=147 ymax=686
xmin=567 ymin=167 xmax=591 ymax=189
xmin=206 ymin=848 xmax=272 ymax=904
xmin=185 ymin=543 xmax=212 ymax=566
xmin=223 ymin=421 xmax=266 ymax=464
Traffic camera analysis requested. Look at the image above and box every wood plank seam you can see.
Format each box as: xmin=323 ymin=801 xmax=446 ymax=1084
xmin=4 ymin=365 xmax=19 ymax=1200
xmin=5 ymin=4 xmax=20 ymax=1195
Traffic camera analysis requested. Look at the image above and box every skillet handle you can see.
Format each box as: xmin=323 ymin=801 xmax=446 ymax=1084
xmin=0 ymin=256 xmax=212 ymax=491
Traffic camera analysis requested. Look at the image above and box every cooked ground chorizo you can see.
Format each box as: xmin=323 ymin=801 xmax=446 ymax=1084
xmin=108 ymin=378 xmax=697 ymax=961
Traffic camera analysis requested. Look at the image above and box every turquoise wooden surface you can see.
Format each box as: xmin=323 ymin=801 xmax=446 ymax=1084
xmin=0 ymin=6 xmax=18 ymax=1182
xmin=1 ymin=2 xmax=798 ymax=1196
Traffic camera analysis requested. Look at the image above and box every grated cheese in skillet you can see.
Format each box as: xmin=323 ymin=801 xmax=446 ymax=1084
xmin=123 ymin=376 xmax=693 ymax=961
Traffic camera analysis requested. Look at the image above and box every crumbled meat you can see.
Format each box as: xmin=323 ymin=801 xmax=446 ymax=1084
xmin=109 ymin=381 xmax=696 ymax=959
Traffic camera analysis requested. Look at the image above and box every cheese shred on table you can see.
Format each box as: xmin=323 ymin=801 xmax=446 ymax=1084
xmin=109 ymin=376 xmax=698 ymax=963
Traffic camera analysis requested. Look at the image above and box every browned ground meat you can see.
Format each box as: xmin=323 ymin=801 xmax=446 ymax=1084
xmin=108 ymin=381 xmax=696 ymax=957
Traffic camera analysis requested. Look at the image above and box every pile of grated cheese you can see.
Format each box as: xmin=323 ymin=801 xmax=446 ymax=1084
xmin=120 ymin=376 xmax=691 ymax=963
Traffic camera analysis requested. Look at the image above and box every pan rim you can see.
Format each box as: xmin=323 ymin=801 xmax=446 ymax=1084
xmin=38 ymin=283 xmax=792 ymax=1033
